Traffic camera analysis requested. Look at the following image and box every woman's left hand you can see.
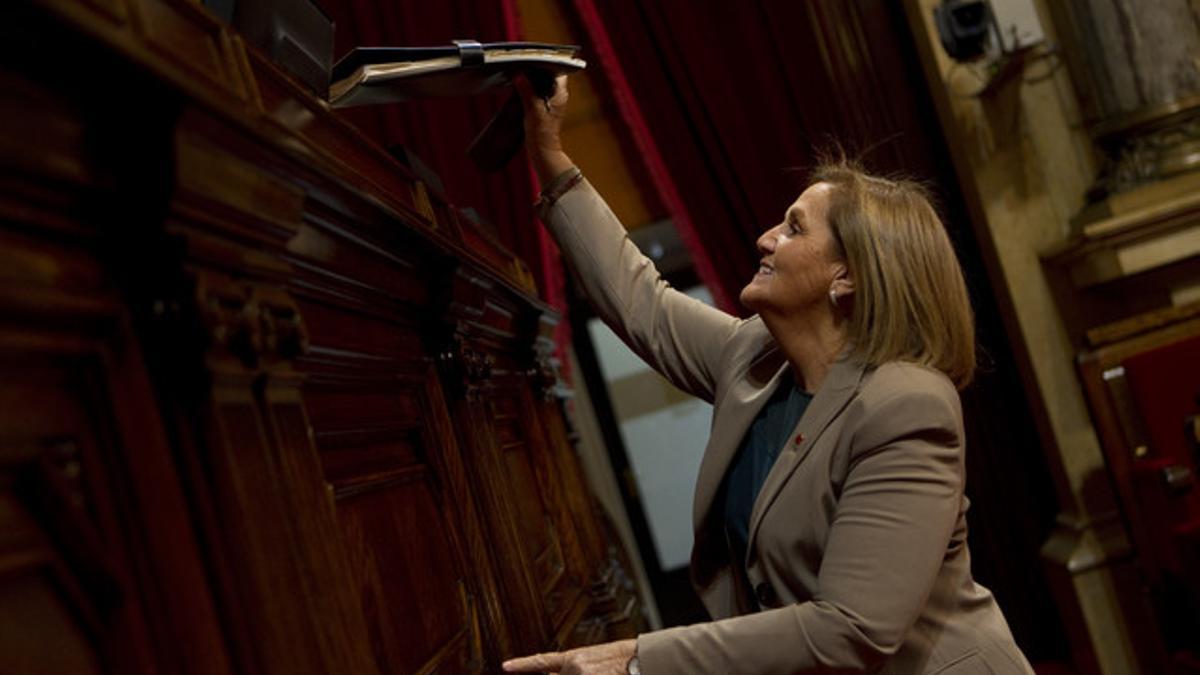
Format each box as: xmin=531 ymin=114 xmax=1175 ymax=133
xmin=502 ymin=638 xmax=636 ymax=674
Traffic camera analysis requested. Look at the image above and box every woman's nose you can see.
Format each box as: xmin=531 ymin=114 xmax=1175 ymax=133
xmin=757 ymin=226 xmax=778 ymax=253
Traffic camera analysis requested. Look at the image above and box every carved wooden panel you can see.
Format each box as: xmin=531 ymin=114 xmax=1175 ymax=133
xmin=0 ymin=386 xmax=129 ymax=675
xmin=79 ymin=0 xmax=129 ymax=24
xmin=0 ymin=325 xmax=214 ymax=675
xmin=525 ymin=321 xmax=641 ymax=646
xmin=490 ymin=389 xmax=576 ymax=618
xmin=173 ymin=269 xmax=379 ymax=675
xmin=443 ymin=345 xmax=598 ymax=650
xmin=0 ymin=88 xmax=230 ymax=670
xmin=302 ymin=345 xmax=490 ymax=674
xmin=534 ymin=395 xmax=639 ymax=644
xmin=128 ymin=0 xmax=248 ymax=99
xmin=1 ymin=4 xmax=643 ymax=675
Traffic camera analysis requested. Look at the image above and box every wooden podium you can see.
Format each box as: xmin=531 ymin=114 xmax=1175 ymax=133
xmin=0 ymin=2 xmax=639 ymax=674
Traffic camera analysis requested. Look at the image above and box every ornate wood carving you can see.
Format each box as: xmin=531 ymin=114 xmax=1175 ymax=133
xmin=438 ymin=334 xmax=497 ymax=394
xmin=196 ymin=273 xmax=311 ymax=368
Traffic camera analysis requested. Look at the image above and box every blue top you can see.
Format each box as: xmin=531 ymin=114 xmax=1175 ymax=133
xmin=723 ymin=374 xmax=813 ymax=566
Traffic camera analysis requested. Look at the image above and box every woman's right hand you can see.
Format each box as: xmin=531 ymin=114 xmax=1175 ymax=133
xmin=517 ymin=72 xmax=575 ymax=186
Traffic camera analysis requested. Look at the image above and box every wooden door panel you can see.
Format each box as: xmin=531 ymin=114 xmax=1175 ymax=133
xmin=301 ymin=317 xmax=489 ymax=675
xmin=532 ymin=395 xmax=641 ymax=643
xmin=204 ymin=376 xmax=338 ymax=675
xmin=481 ymin=384 xmax=584 ymax=632
xmin=304 ymin=387 xmax=426 ymax=439
xmin=178 ymin=270 xmax=379 ymax=675
xmin=0 ymin=569 xmax=103 ymax=675
xmin=294 ymin=296 xmax=429 ymax=363
xmin=496 ymin=428 xmax=555 ymax=560
xmin=0 ymin=474 xmax=104 ymax=675
xmin=336 ymin=478 xmax=480 ymax=674
xmin=0 ymin=358 xmax=155 ymax=675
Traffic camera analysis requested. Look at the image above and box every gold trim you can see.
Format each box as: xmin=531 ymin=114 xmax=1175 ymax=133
xmin=1083 ymin=186 xmax=1200 ymax=239
xmin=1092 ymin=94 xmax=1200 ymax=140
xmin=411 ymin=181 xmax=438 ymax=229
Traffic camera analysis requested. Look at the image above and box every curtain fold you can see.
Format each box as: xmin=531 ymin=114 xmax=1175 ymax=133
xmin=565 ymin=0 xmax=952 ymax=315
xmin=568 ymin=0 xmax=737 ymax=313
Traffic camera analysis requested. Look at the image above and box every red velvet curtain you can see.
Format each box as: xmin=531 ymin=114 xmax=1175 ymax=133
xmin=566 ymin=0 xmax=953 ymax=316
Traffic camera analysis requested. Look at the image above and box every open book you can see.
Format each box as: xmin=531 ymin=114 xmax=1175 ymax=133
xmin=329 ymin=40 xmax=586 ymax=107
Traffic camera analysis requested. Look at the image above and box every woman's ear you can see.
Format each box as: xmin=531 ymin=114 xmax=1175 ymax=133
xmin=830 ymin=264 xmax=854 ymax=298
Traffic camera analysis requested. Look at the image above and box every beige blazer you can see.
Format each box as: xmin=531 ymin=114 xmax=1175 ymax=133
xmin=539 ymin=179 xmax=1034 ymax=674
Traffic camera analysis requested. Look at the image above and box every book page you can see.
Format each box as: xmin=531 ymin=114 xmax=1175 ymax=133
xmin=361 ymin=56 xmax=461 ymax=80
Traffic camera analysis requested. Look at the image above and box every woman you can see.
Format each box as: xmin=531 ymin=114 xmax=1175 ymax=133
xmin=504 ymin=75 xmax=1033 ymax=675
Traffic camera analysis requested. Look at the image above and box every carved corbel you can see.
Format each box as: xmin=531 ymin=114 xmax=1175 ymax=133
xmin=437 ymin=334 xmax=495 ymax=399
xmin=196 ymin=273 xmax=309 ymax=369
xmin=585 ymin=555 xmax=640 ymax=636
xmin=527 ymin=356 xmax=561 ymax=402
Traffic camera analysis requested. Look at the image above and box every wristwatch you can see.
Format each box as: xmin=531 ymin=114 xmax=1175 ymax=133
xmin=626 ymin=654 xmax=641 ymax=675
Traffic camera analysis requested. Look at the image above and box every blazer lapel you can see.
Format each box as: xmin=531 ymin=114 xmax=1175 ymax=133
xmin=744 ymin=357 xmax=867 ymax=560
xmin=691 ymin=348 xmax=787 ymax=528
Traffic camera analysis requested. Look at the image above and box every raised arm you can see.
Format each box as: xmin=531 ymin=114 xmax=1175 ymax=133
xmin=519 ymin=75 xmax=738 ymax=402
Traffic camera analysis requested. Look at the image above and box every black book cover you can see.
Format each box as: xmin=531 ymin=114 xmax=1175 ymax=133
xmin=329 ymin=41 xmax=583 ymax=106
xmin=328 ymin=41 xmax=584 ymax=172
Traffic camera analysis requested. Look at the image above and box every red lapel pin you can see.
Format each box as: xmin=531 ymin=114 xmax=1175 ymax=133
xmin=794 ymin=433 xmax=805 ymax=445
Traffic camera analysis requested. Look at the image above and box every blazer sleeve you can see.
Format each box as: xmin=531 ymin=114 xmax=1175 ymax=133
xmin=636 ymin=378 xmax=965 ymax=673
xmin=538 ymin=177 xmax=739 ymax=403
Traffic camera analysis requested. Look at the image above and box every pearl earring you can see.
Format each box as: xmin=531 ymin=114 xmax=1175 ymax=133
xmin=828 ymin=288 xmax=838 ymax=308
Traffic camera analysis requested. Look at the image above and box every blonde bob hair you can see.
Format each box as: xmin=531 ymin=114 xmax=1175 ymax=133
xmin=813 ymin=160 xmax=976 ymax=389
